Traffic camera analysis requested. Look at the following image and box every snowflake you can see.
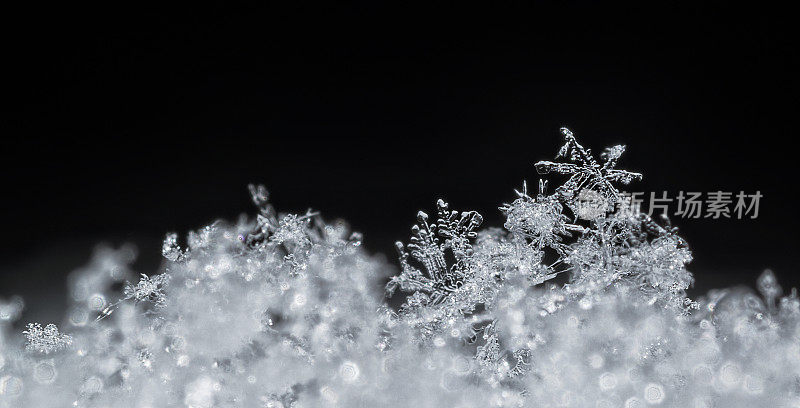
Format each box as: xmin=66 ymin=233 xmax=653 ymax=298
xmin=270 ymin=213 xmax=313 ymax=248
xmin=243 ymin=184 xmax=279 ymax=248
xmin=22 ymin=323 xmax=72 ymax=354
xmin=7 ymin=127 xmax=800 ymax=408
xmin=498 ymin=180 xmax=584 ymax=284
xmin=475 ymin=321 xmax=502 ymax=370
xmin=561 ymin=200 xmax=693 ymax=309
xmin=387 ymin=199 xmax=483 ymax=307
xmin=501 ymin=180 xmax=582 ymax=254
xmin=241 ymin=184 xmax=320 ymax=255
xmin=124 ymin=273 xmax=170 ymax=307
xmin=534 ymin=127 xmax=641 ymax=210
xmin=528 ymin=129 xmax=693 ymax=307
xmin=162 ymin=232 xmax=185 ymax=262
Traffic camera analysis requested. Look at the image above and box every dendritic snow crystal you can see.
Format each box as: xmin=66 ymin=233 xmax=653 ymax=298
xmin=0 ymin=128 xmax=794 ymax=407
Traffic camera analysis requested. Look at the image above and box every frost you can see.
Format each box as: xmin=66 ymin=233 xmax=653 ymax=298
xmin=0 ymin=128 xmax=795 ymax=408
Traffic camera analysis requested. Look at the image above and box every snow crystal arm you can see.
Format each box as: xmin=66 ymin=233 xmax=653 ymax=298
xmin=637 ymin=213 xmax=687 ymax=247
xmin=407 ymin=211 xmax=448 ymax=282
xmin=604 ymin=169 xmax=642 ymax=184
xmin=435 ymin=199 xmax=483 ymax=258
xmin=557 ymin=127 xmax=598 ymax=167
xmin=387 ymin=241 xmax=436 ymax=294
xmin=534 ymin=161 xmax=582 ymax=175
xmin=600 ymin=145 xmax=625 ymax=171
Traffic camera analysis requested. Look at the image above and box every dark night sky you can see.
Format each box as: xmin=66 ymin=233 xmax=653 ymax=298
xmin=2 ymin=3 xmax=798 ymax=321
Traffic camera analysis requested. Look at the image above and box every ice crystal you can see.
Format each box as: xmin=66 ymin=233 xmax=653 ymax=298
xmin=270 ymin=213 xmax=313 ymax=248
xmin=123 ymin=273 xmax=170 ymax=307
xmin=161 ymin=232 xmax=184 ymax=262
xmin=501 ymin=180 xmax=577 ymax=254
xmin=535 ymin=127 xmax=641 ymax=210
xmin=22 ymin=323 xmax=72 ymax=354
xmin=0 ymin=128 xmax=794 ymax=408
xmin=385 ymin=200 xmax=498 ymax=343
xmin=387 ymin=199 xmax=483 ymax=307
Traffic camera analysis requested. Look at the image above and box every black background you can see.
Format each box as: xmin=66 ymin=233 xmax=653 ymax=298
xmin=2 ymin=3 xmax=798 ymax=321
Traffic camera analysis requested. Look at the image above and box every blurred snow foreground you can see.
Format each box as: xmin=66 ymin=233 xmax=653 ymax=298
xmin=1 ymin=129 xmax=796 ymax=408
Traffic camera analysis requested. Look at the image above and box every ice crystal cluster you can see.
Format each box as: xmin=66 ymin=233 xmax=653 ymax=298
xmin=0 ymin=128 xmax=796 ymax=407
